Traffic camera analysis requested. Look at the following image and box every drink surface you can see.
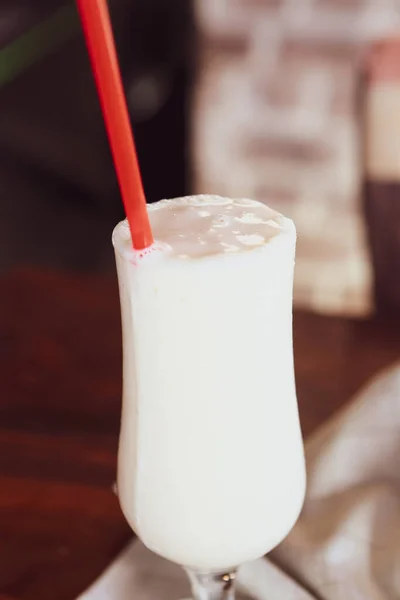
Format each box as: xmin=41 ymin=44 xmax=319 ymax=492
xmin=113 ymin=195 xmax=306 ymax=571
xmin=114 ymin=195 xmax=287 ymax=259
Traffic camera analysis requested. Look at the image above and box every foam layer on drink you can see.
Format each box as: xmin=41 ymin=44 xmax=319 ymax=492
xmin=114 ymin=195 xmax=292 ymax=260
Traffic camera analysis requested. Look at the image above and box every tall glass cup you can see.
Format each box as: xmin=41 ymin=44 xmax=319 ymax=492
xmin=112 ymin=196 xmax=306 ymax=600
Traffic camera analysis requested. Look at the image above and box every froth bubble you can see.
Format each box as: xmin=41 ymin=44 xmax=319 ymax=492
xmin=204 ymin=195 xmax=231 ymax=206
xmin=235 ymin=198 xmax=261 ymax=207
xmin=235 ymin=213 xmax=263 ymax=224
xmin=213 ymin=216 xmax=231 ymax=228
xmin=266 ymin=219 xmax=281 ymax=228
xmin=147 ymin=199 xmax=169 ymax=211
xmin=222 ymin=242 xmax=240 ymax=252
xmin=183 ymin=195 xmax=230 ymax=206
xmin=119 ymin=220 xmax=131 ymax=240
xmin=130 ymin=241 xmax=171 ymax=265
xmin=182 ymin=195 xmax=232 ymax=206
xmin=237 ymin=234 xmax=265 ymax=246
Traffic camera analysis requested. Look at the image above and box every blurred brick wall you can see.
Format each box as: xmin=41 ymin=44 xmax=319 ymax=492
xmin=193 ymin=0 xmax=400 ymax=316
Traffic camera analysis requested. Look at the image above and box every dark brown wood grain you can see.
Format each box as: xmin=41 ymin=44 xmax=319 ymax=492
xmin=1 ymin=268 xmax=399 ymax=600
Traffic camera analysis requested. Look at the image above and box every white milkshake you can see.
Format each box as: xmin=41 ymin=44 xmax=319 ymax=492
xmin=113 ymin=195 xmax=305 ymax=572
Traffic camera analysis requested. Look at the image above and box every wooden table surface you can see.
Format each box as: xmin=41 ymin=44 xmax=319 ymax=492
xmin=1 ymin=268 xmax=399 ymax=600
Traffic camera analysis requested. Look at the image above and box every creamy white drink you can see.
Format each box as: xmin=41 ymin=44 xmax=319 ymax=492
xmin=113 ymin=195 xmax=305 ymax=572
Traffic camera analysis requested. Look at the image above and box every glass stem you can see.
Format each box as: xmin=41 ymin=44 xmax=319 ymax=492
xmin=185 ymin=568 xmax=237 ymax=600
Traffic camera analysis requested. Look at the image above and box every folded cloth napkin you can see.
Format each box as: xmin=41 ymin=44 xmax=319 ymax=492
xmin=77 ymin=363 xmax=400 ymax=599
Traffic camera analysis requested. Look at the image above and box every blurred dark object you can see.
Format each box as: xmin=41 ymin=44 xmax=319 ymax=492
xmin=121 ymin=0 xmax=192 ymax=203
xmin=364 ymin=38 xmax=400 ymax=316
xmin=0 ymin=0 xmax=192 ymax=272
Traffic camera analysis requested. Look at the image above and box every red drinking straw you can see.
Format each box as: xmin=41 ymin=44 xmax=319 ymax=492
xmin=76 ymin=0 xmax=153 ymax=250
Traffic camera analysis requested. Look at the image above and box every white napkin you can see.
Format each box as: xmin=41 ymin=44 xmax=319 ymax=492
xmin=77 ymin=364 xmax=400 ymax=599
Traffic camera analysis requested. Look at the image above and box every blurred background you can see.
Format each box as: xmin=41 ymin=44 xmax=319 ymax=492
xmin=0 ymin=0 xmax=399 ymax=318
xmin=0 ymin=0 xmax=191 ymax=272
xmin=1 ymin=0 xmax=400 ymax=317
